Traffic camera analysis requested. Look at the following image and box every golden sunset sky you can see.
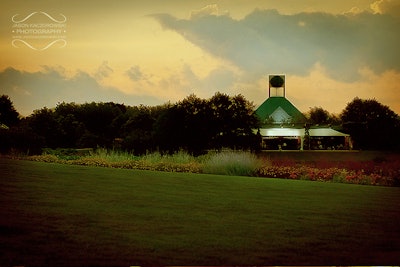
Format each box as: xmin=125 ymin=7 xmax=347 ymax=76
xmin=1 ymin=0 xmax=399 ymax=116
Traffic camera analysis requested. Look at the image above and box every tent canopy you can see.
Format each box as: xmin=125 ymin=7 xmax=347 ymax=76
xmin=258 ymin=127 xmax=349 ymax=137
xmin=309 ymin=128 xmax=349 ymax=137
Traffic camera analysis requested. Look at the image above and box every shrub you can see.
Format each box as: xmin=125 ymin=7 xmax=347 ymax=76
xmin=202 ymin=151 xmax=262 ymax=176
xmin=141 ymin=150 xmax=195 ymax=164
xmin=42 ymin=148 xmax=81 ymax=160
xmin=89 ymin=148 xmax=137 ymax=162
xmin=165 ymin=150 xmax=195 ymax=164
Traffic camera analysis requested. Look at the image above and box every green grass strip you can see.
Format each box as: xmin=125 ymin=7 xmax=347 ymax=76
xmin=0 ymin=158 xmax=399 ymax=266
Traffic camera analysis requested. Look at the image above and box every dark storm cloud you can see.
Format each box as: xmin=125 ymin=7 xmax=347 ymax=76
xmin=152 ymin=8 xmax=400 ymax=82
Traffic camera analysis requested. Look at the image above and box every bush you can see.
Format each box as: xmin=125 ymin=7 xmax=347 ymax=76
xmin=89 ymin=147 xmax=137 ymax=162
xmin=202 ymin=151 xmax=262 ymax=176
xmin=42 ymin=148 xmax=81 ymax=160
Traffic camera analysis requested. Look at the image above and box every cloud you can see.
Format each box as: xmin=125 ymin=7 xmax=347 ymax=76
xmin=152 ymin=6 xmax=400 ymax=82
xmin=94 ymin=61 xmax=113 ymax=80
xmin=370 ymin=0 xmax=400 ymax=17
xmin=0 ymin=66 xmax=161 ymax=116
xmin=190 ymin=4 xmax=229 ymax=19
xmin=181 ymin=63 xmax=237 ymax=93
xmin=343 ymin=6 xmax=363 ymax=16
xmin=148 ymin=63 xmax=239 ymax=102
xmin=125 ymin=65 xmax=145 ymax=81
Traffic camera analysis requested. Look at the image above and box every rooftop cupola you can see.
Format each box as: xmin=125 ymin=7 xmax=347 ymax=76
xmin=269 ymin=74 xmax=285 ymax=97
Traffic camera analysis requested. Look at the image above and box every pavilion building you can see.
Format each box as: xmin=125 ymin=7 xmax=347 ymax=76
xmin=255 ymin=75 xmax=351 ymax=150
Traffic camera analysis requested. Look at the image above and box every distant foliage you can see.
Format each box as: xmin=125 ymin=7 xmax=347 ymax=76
xmin=0 ymin=93 xmax=260 ymax=155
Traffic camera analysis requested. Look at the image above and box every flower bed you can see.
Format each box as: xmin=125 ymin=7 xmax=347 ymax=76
xmin=11 ymin=149 xmax=400 ymax=187
xmin=23 ymin=153 xmax=202 ymax=173
xmin=257 ymin=163 xmax=399 ymax=186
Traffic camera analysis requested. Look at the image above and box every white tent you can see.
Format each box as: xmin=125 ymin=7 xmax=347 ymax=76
xmin=257 ymin=127 xmax=351 ymax=150
xmin=309 ymin=128 xmax=349 ymax=137
xmin=258 ymin=127 xmax=349 ymax=137
xmin=259 ymin=128 xmax=304 ymax=137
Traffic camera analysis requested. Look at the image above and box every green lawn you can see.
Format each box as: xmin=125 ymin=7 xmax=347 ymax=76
xmin=0 ymin=158 xmax=399 ymax=266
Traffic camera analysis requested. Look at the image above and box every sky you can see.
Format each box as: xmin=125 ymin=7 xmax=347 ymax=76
xmin=1 ymin=0 xmax=400 ymax=116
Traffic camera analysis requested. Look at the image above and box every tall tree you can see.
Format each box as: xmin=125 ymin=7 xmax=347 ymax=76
xmin=209 ymin=92 xmax=259 ymax=150
xmin=209 ymin=92 xmax=234 ymax=149
xmin=55 ymin=102 xmax=86 ymax=147
xmin=28 ymin=107 xmax=62 ymax=148
xmin=307 ymin=106 xmax=339 ymax=125
xmin=0 ymin=95 xmax=20 ymax=127
xmin=178 ymin=94 xmax=210 ymax=154
xmin=153 ymin=104 xmax=185 ymax=154
xmin=341 ymin=97 xmax=400 ymax=150
xmin=75 ymin=102 xmax=125 ymax=147
xmin=122 ymin=105 xmax=156 ymax=154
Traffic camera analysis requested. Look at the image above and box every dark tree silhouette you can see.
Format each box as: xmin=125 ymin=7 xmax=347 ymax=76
xmin=2 ymin=93 xmax=267 ymax=154
xmin=0 ymin=95 xmax=20 ymax=127
xmin=307 ymin=106 xmax=340 ymax=125
xmin=27 ymin=107 xmax=62 ymax=148
xmin=122 ymin=105 xmax=156 ymax=154
xmin=341 ymin=97 xmax=400 ymax=150
xmin=153 ymin=104 xmax=185 ymax=154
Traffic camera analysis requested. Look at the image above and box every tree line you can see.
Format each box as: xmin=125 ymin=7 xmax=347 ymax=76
xmin=1 ymin=94 xmax=399 ymax=154
xmin=0 ymin=93 xmax=260 ymax=155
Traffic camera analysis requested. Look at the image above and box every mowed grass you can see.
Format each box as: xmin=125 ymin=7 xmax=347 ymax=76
xmin=0 ymin=158 xmax=399 ymax=266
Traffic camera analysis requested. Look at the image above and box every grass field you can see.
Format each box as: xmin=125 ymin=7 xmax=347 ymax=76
xmin=1 ymin=158 xmax=399 ymax=266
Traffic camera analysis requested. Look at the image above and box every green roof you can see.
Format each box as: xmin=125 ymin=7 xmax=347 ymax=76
xmin=255 ymin=96 xmax=306 ymax=124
